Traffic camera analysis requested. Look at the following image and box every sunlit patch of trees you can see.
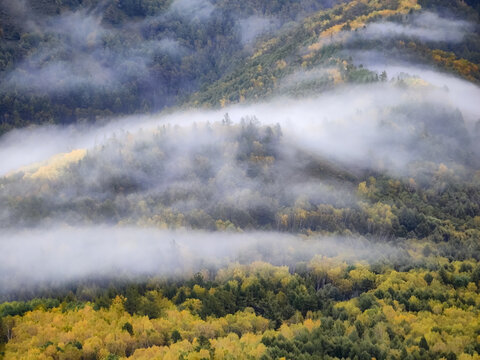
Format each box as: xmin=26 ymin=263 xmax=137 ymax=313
xmin=1 ymin=259 xmax=479 ymax=359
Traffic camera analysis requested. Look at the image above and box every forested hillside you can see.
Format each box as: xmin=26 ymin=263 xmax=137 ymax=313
xmin=2 ymin=260 xmax=480 ymax=359
xmin=187 ymin=0 xmax=480 ymax=106
xmin=1 ymin=0 xmax=480 ymax=359
xmin=0 ymin=0 xmax=338 ymax=134
xmin=1 ymin=0 xmax=479 ymax=132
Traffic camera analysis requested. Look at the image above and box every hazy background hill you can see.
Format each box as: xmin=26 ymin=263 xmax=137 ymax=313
xmin=0 ymin=0 xmax=340 ymax=133
xmin=0 ymin=0 xmax=479 ymax=134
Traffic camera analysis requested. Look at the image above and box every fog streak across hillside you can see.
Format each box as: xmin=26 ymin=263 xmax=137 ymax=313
xmin=360 ymin=12 xmax=473 ymax=43
xmin=0 ymin=227 xmax=403 ymax=297
xmin=315 ymin=11 xmax=475 ymax=50
xmin=346 ymin=50 xmax=480 ymax=124
xmin=1 ymin=65 xmax=479 ymax=178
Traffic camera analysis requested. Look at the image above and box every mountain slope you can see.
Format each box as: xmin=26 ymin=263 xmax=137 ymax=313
xmin=0 ymin=0 xmax=341 ymax=134
xmin=1 ymin=0 xmax=479 ymax=134
xmin=185 ymin=0 xmax=480 ymax=108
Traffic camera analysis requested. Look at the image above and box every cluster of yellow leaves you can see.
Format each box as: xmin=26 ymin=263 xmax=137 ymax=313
xmin=130 ymin=333 xmax=266 ymax=360
xmin=9 ymin=149 xmax=86 ymax=181
xmin=431 ymin=50 xmax=480 ymax=82
xmin=328 ymin=68 xmax=343 ymax=84
xmin=3 ymin=295 xmax=270 ymax=360
xmin=216 ymin=262 xmax=291 ymax=286
xmin=336 ymin=267 xmax=480 ymax=358
xmin=362 ymin=201 xmax=396 ymax=230
xmin=304 ymin=0 xmax=420 ymax=57
xmin=382 ymin=303 xmax=480 ymax=356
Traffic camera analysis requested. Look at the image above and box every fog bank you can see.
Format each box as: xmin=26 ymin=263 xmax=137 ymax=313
xmin=0 ymin=227 xmax=403 ymax=296
xmin=1 ymin=71 xmax=479 ymax=177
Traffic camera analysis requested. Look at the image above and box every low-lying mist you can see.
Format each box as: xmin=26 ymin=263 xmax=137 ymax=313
xmin=0 ymin=227 xmax=406 ymax=298
xmin=1 ymin=73 xmax=478 ymax=177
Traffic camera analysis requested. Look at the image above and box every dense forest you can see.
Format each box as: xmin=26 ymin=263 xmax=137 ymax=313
xmin=1 ymin=0 xmax=480 ymax=359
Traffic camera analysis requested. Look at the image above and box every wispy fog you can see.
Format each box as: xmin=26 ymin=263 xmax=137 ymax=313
xmin=1 ymin=70 xmax=478 ymax=177
xmin=0 ymin=227 xmax=404 ymax=296
xmin=169 ymin=0 xmax=215 ymax=20
xmin=316 ymin=11 xmax=475 ymax=50
xmin=0 ymin=9 xmax=187 ymax=93
xmin=239 ymin=16 xmax=280 ymax=45
xmin=361 ymin=12 xmax=474 ymax=43
xmin=347 ymin=50 xmax=480 ymax=123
